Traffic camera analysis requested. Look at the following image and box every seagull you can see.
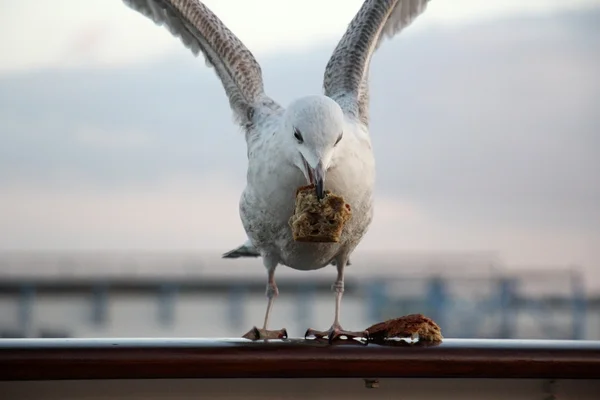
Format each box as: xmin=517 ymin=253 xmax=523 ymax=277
xmin=123 ymin=0 xmax=431 ymax=342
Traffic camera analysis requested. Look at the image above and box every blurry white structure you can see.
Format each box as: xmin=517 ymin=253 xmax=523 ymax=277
xmin=0 ymin=251 xmax=596 ymax=340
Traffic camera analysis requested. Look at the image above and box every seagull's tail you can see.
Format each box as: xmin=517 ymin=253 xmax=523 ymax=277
xmin=222 ymin=240 xmax=261 ymax=259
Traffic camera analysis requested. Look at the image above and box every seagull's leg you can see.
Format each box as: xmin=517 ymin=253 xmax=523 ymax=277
xmin=305 ymin=257 xmax=368 ymax=344
xmin=242 ymin=256 xmax=288 ymax=340
xmin=262 ymin=265 xmax=279 ymax=330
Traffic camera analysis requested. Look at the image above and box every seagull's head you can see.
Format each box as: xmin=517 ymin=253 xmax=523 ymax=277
xmin=284 ymin=95 xmax=345 ymax=200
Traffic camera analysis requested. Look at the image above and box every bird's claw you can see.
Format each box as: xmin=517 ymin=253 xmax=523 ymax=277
xmin=304 ymin=326 xmax=369 ymax=345
xmin=242 ymin=326 xmax=288 ymax=340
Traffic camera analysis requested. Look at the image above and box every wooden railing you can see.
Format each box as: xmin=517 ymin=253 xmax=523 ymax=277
xmin=1 ymin=338 xmax=599 ymax=381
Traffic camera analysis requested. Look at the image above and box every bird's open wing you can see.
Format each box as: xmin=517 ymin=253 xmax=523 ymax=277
xmin=123 ymin=0 xmax=283 ymax=129
xmin=323 ymin=0 xmax=430 ymax=126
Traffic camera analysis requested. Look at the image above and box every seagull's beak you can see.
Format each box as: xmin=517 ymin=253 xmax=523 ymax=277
xmin=312 ymin=161 xmax=325 ymax=200
xmin=301 ymin=155 xmax=327 ymax=200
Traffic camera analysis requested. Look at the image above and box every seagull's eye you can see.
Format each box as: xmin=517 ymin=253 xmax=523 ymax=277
xmin=293 ymin=128 xmax=303 ymax=143
xmin=335 ymin=132 xmax=343 ymax=146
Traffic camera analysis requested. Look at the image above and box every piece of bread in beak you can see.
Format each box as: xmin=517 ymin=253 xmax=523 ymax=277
xmin=289 ymin=184 xmax=352 ymax=243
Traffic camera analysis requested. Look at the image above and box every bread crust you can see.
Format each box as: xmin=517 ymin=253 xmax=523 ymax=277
xmin=289 ymin=184 xmax=352 ymax=243
xmin=366 ymin=314 xmax=443 ymax=343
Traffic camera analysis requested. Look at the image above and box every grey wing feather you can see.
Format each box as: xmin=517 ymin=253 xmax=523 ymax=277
xmin=123 ymin=0 xmax=282 ymax=129
xmin=323 ymin=0 xmax=430 ymax=126
xmin=222 ymin=241 xmax=351 ymax=266
xmin=222 ymin=241 xmax=260 ymax=259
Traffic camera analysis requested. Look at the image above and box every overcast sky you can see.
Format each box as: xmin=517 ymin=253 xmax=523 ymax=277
xmin=0 ymin=1 xmax=599 ymax=288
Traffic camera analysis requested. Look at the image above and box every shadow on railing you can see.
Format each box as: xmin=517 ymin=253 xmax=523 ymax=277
xmin=1 ymin=338 xmax=599 ymax=381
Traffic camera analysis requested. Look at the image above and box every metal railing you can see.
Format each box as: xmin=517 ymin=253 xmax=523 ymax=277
xmin=1 ymin=338 xmax=599 ymax=381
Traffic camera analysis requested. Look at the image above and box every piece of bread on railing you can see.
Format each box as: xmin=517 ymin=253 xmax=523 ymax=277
xmin=366 ymin=314 xmax=443 ymax=344
xmin=289 ymin=184 xmax=352 ymax=243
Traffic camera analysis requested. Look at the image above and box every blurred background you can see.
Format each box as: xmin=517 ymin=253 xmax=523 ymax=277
xmin=0 ymin=0 xmax=598 ymax=340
